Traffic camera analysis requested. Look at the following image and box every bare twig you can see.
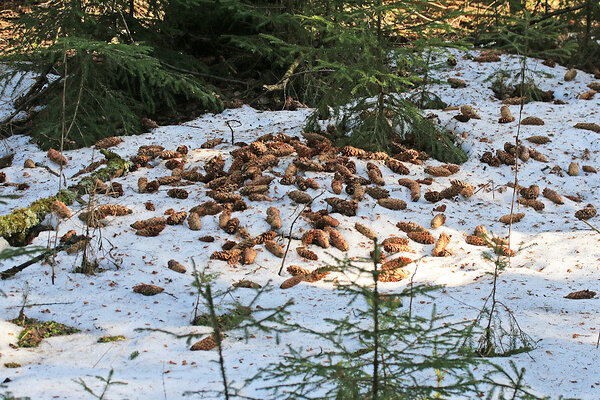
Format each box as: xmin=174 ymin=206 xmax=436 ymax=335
xmin=278 ymin=190 xmax=325 ymax=276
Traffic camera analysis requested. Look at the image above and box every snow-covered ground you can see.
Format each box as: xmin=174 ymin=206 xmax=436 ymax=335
xmin=0 ymin=49 xmax=599 ymax=399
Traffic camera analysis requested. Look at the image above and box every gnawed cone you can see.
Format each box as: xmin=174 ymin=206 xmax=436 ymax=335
xmin=564 ymin=289 xmax=596 ymax=299
xmin=167 ymin=188 xmax=189 ymax=199
xmin=498 ymin=106 xmax=515 ymax=123
xmin=167 ymin=259 xmax=186 ymax=274
xmin=564 ymin=68 xmax=577 ymax=81
xmin=325 ymin=198 xmax=358 ymax=216
xmin=325 ymin=227 xmax=349 ymax=251
xmin=266 ymin=207 xmax=282 ymax=230
xmin=466 ymin=235 xmax=487 ymax=246
xmin=264 ymin=240 xmax=284 ymax=258
xmin=579 ymin=90 xmax=596 ymax=100
xmin=133 ymin=284 xmax=164 ymax=296
xmin=432 ymin=233 xmax=451 ymax=257
xmin=242 ymin=247 xmax=257 ymax=264
xmin=518 ymin=198 xmax=545 ymax=211
xmin=397 ymin=179 xmax=420 ymax=201
xmin=499 ymin=213 xmax=525 ymax=224
xmin=47 ymin=149 xmax=67 ymax=166
xmin=378 ymin=198 xmax=406 ymax=210
xmin=187 ymin=212 xmax=202 ymax=230
xmin=542 ymin=188 xmax=563 ymax=204
xmin=233 ymin=280 xmax=261 ymax=289
xmin=521 ymin=116 xmax=544 ymax=125
xmin=296 ymin=247 xmax=318 ymax=260
xmin=460 ymin=105 xmax=480 ymax=119
xmin=51 ymin=200 xmax=71 ymax=219
xmin=575 ymin=205 xmax=596 ymax=220
xmin=24 ymin=159 xmax=35 ymax=168
xmin=430 ymin=213 xmax=446 ymax=229
xmin=568 ymin=162 xmax=579 ymax=176
xmin=288 ymin=190 xmax=312 ymax=204
xmin=167 ymin=211 xmax=187 ymax=225
xmin=190 ymin=333 xmax=223 ymax=351
xmin=355 ymin=223 xmax=376 ymax=240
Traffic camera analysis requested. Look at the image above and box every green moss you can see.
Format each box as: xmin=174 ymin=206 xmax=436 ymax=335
xmin=70 ymin=149 xmax=132 ymax=194
xmin=11 ymin=316 xmax=79 ymax=348
xmin=97 ymin=335 xmax=126 ymax=343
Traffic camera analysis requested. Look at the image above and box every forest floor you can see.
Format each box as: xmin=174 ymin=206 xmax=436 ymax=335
xmin=0 ymin=49 xmax=599 ymax=399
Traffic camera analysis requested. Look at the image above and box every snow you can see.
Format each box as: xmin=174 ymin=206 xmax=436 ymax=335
xmin=0 ymin=49 xmax=599 ymax=399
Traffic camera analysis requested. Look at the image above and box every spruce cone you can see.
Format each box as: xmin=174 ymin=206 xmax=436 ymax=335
xmin=473 ymin=53 xmax=501 ymax=62
xmin=136 ymin=224 xmax=166 ymax=237
xmin=396 ymin=221 xmax=426 ymax=233
xmin=385 ymin=158 xmax=410 ymax=175
xmin=493 ymin=245 xmax=515 ymax=257
xmin=519 ymin=185 xmax=540 ymax=199
xmin=198 ymin=236 xmax=215 ymax=242
xmin=138 ymin=145 xmax=164 ymax=158
xmin=167 ymin=211 xmax=187 ymax=225
xmin=575 ymin=206 xmax=596 ymax=220
xmin=382 ymin=237 xmax=411 ymax=253
xmin=424 ymin=191 xmax=441 ymax=203
xmin=518 ymin=198 xmax=545 ymax=211
xmin=432 ymin=233 xmax=451 ymax=257
xmin=424 ymin=166 xmax=452 ymax=177
xmin=167 ymin=260 xmax=186 ymax=274
xmin=474 ymin=225 xmax=488 ymax=237
xmin=280 ymin=175 xmax=296 ymax=185
xmin=407 ymin=230 xmax=434 ymax=244
xmin=439 ymin=184 xmax=461 ymax=200
xmin=133 ymin=284 xmax=164 ymax=296
xmin=378 ymin=267 xmax=411 ymax=282
xmin=355 ymin=223 xmax=377 ymax=240
xmin=498 ymin=213 xmax=525 ymax=224
xmin=521 ymin=116 xmax=544 ymax=125
xmin=325 ymin=227 xmax=349 ymax=251
xmin=157 ymin=176 xmax=181 ymax=186
xmin=266 ymin=207 xmax=282 ymax=230
xmin=288 ymin=190 xmax=312 ymax=204
xmin=160 ymin=150 xmax=181 ymax=160
xmin=382 ymin=256 xmax=412 ymax=271
xmin=137 ymin=177 xmax=148 ymax=193
xmin=264 ymin=240 xmax=284 ymax=258
xmin=131 ymin=217 xmax=167 ymax=230
xmin=167 ymin=188 xmax=188 ymax=199
xmin=94 ymin=136 xmax=123 ymax=149
xmin=293 ymin=157 xmax=324 ymax=172
xmin=211 ymin=192 xmax=242 ymax=203
xmin=190 ymin=334 xmax=223 ymax=351
xmin=430 ymin=213 xmax=446 ymax=229
xmin=466 ymin=235 xmax=487 ymax=246
xmin=287 ymin=265 xmax=311 ymax=276
xmin=367 ymin=165 xmax=385 ymax=185
xmin=366 ymin=187 xmax=389 ymax=200
xmin=542 ymin=188 xmax=563 ymax=204
xmin=254 ymin=230 xmax=278 ymax=244
xmin=47 ymin=149 xmax=67 ymax=166
xmin=240 ymin=184 xmax=269 ymax=196
xmin=201 ymin=138 xmax=224 ymax=149
xmin=583 ymin=165 xmax=597 ymax=173
xmin=341 ymin=146 xmax=367 ymax=158
xmin=527 ymin=135 xmax=551 ymax=144
xmin=326 ymin=198 xmax=358 ymax=216
xmin=574 ymin=122 xmax=600 ymax=133
xmin=564 ymin=289 xmax=596 ymax=299
xmin=210 ymin=250 xmax=234 ymax=261
xmin=190 ymin=201 xmax=223 ymax=216
xmin=397 ymin=179 xmax=420 ymax=202
xmin=377 ymin=198 xmax=407 ymax=210
xmin=460 ymin=105 xmax=480 ymax=119
xmin=281 ymin=275 xmax=304 ymax=289
xmin=448 ymin=77 xmax=466 ymax=88
xmin=480 ymin=151 xmax=501 ymax=167
xmin=296 ymin=247 xmax=318 ymax=260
